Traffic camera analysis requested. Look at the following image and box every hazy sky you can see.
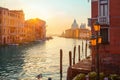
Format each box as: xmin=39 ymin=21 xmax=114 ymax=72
xmin=0 ymin=0 xmax=91 ymax=35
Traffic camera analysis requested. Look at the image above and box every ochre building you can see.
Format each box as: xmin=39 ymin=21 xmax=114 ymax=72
xmin=25 ymin=18 xmax=46 ymax=42
xmin=0 ymin=7 xmax=46 ymax=45
xmin=63 ymin=19 xmax=91 ymax=39
xmin=0 ymin=7 xmax=24 ymax=45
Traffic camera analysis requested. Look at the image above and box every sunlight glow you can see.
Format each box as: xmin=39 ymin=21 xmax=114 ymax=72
xmin=0 ymin=0 xmax=91 ymax=35
xmin=39 ymin=9 xmax=54 ymax=20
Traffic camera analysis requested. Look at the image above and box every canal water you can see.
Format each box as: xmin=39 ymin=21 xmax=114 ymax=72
xmin=0 ymin=36 xmax=90 ymax=80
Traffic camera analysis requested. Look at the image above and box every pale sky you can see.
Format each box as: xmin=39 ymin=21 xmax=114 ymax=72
xmin=0 ymin=0 xmax=91 ymax=36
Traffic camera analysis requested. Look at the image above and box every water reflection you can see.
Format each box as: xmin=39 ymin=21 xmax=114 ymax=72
xmin=0 ymin=46 xmax=24 ymax=80
xmin=0 ymin=36 xmax=90 ymax=80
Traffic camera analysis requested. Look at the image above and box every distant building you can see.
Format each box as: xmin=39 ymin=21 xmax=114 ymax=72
xmin=90 ymin=0 xmax=120 ymax=74
xmin=63 ymin=19 xmax=91 ymax=39
xmin=71 ymin=19 xmax=79 ymax=29
xmin=0 ymin=7 xmax=25 ymax=45
xmin=0 ymin=7 xmax=46 ymax=45
xmin=25 ymin=18 xmax=46 ymax=41
xmin=64 ymin=19 xmax=79 ymax=38
xmin=80 ymin=23 xmax=86 ymax=29
xmin=79 ymin=28 xmax=91 ymax=39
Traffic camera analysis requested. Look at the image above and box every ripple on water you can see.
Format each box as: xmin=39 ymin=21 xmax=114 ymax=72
xmin=0 ymin=37 xmax=90 ymax=80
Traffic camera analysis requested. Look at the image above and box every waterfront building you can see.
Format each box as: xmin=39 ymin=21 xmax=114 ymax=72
xmin=0 ymin=7 xmax=46 ymax=45
xmin=79 ymin=23 xmax=91 ymax=39
xmin=25 ymin=18 xmax=46 ymax=41
xmin=79 ymin=28 xmax=91 ymax=39
xmin=71 ymin=19 xmax=79 ymax=29
xmin=64 ymin=19 xmax=91 ymax=39
xmin=80 ymin=23 xmax=86 ymax=29
xmin=64 ymin=19 xmax=79 ymax=38
xmin=0 ymin=7 xmax=24 ymax=45
xmin=89 ymin=0 xmax=120 ymax=74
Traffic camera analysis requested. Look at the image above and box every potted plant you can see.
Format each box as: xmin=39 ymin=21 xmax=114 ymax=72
xmin=109 ymin=74 xmax=120 ymax=80
xmin=100 ymin=72 xmax=105 ymax=80
xmin=73 ymin=73 xmax=86 ymax=80
xmin=88 ymin=72 xmax=97 ymax=80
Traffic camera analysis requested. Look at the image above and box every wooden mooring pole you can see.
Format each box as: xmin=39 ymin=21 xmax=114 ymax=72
xmin=73 ymin=46 xmax=76 ymax=65
xmin=69 ymin=51 xmax=72 ymax=67
xmin=85 ymin=40 xmax=87 ymax=58
xmin=82 ymin=41 xmax=83 ymax=55
xmin=78 ymin=45 xmax=81 ymax=61
xmin=60 ymin=49 xmax=63 ymax=80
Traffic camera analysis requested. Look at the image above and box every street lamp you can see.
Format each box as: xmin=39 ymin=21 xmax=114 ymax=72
xmin=91 ymin=21 xmax=102 ymax=80
xmin=94 ymin=21 xmax=100 ymax=32
xmin=91 ymin=35 xmax=96 ymax=46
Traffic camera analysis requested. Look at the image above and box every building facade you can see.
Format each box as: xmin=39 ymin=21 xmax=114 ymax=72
xmin=90 ymin=0 xmax=120 ymax=74
xmin=0 ymin=7 xmax=25 ymax=45
xmin=64 ymin=19 xmax=91 ymax=39
xmin=0 ymin=7 xmax=46 ymax=45
xmin=25 ymin=18 xmax=46 ymax=41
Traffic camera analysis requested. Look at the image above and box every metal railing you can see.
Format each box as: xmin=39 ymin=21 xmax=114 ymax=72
xmin=98 ymin=16 xmax=109 ymax=25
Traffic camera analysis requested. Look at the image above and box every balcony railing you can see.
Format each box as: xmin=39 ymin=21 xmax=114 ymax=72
xmin=98 ymin=16 xmax=109 ymax=25
xmin=88 ymin=18 xmax=97 ymax=27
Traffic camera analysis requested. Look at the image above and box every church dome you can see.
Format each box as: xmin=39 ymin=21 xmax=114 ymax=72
xmin=80 ymin=23 xmax=86 ymax=29
xmin=71 ymin=19 xmax=78 ymax=29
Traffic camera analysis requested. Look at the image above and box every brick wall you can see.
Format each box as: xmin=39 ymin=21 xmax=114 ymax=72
xmin=110 ymin=0 xmax=120 ymax=54
xmin=100 ymin=53 xmax=120 ymax=74
xmin=92 ymin=1 xmax=98 ymax=18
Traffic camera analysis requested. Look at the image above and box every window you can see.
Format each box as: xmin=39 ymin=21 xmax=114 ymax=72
xmin=100 ymin=0 xmax=108 ymax=16
xmin=100 ymin=4 xmax=108 ymax=16
xmin=100 ymin=28 xmax=109 ymax=44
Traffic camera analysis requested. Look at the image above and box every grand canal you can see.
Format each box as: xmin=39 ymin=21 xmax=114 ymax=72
xmin=0 ymin=36 xmax=90 ymax=80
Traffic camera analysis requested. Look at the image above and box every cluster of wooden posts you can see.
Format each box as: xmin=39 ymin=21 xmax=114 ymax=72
xmin=60 ymin=40 xmax=88 ymax=79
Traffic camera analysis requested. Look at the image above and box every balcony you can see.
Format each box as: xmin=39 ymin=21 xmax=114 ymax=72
xmin=98 ymin=16 xmax=109 ymax=25
xmin=88 ymin=18 xmax=98 ymax=27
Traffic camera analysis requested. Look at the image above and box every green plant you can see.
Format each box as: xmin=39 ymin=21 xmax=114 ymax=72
xmin=73 ymin=72 xmax=120 ymax=80
xmin=73 ymin=73 xmax=86 ymax=80
xmin=109 ymin=74 xmax=119 ymax=80
xmin=88 ymin=72 xmax=97 ymax=80
xmin=100 ymin=72 xmax=105 ymax=80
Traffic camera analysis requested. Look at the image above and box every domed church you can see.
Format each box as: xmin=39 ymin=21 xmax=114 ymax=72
xmin=71 ymin=19 xmax=79 ymax=29
xmin=63 ymin=19 xmax=91 ymax=39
